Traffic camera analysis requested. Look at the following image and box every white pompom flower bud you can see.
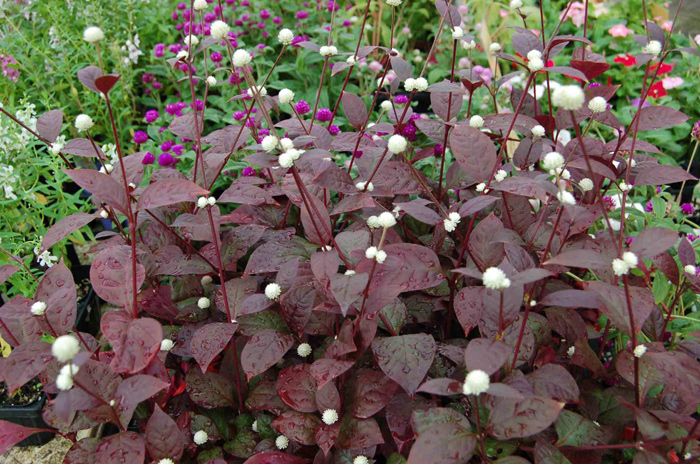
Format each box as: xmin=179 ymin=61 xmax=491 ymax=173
xmin=31 ymin=301 xmax=47 ymax=316
xmin=527 ymin=50 xmax=542 ymax=61
xmin=380 ymin=100 xmax=393 ymax=112
xmin=684 ymin=264 xmax=697 ymax=275
xmin=211 ymin=20 xmax=230 ymax=40
xmin=452 ymin=27 xmax=465 ymax=39
xmin=75 ymin=114 xmax=94 ymax=132
xmin=510 ymin=0 xmax=523 ymax=8
xmin=588 ymin=96 xmax=607 ymax=113
xmin=482 ymin=267 xmax=510 ymax=290
xmin=261 ymin=135 xmax=279 ymax=152
xmin=252 ymin=420 xmax=258 ymax=432
xmin=414 ymin=77 xmax=428 ymax=91
xmin=494 ymin=169 xmax=507 ymax=182
xmin=633 ymin=344 xmax=647 ymax=358
xmin=375 ymin=250 xmax=387 ymax=264
xmin=184 ymin=35 xmax=199 ymax=47
xmin=52 ymin=335 xmax=80 ymax=363
xmin=297 ymin=343 xmax=312 ymax=357
xmin=404 ymin=78 xmax=416 ymax=92
xmin=193 ymin=430 xmax=208 ymax=445
xmin=207 ymin=196 xmax=216 ymax=206
xmin=344 ymin=270 xmax=356 ymax=276
xmin=193 ymin=0 xmax=207 ymax=10
xmin=542 ymin=151 xmax=564 ymax=171
xmin=552 ymin=85 xmax=585 ymax=111
xmin=366 ymin=215 xmax=381 ymax=229
xmin=56 ymin=372 xmax=74 ymax=391
xmin=265 ymin=283 xmax=282 ymax=300
xmin=612 ymin=258 xmax=631 ymax=276
xmin=556 ymin=190 xmax=576 ymax=205
xmin=528 ymin=57 xmax=544 ymax=72
xmin=365 ymin=246 xmax=378 ymax=259
xmin=201 ymin=275 xmax=213 ymax=286
xmin=83 ymin=26 xmax=105 ymax=43
xmin=622 ymin=251 xmax=638 ymax=269
xmin=387 ymin=134 xmax=408 ymax=154
xmin=158 ymin=459 xmax=175 ymax=464
xmin=160 ymin=339 xmax=174 ymax=351
xmin=278 ymin=28 xmax=294 ymax=45
xmin=355 ymin=181 xmax=374 ymax=192
xmin=322 ymin=409 xmax=339 ymax=425
xmin=206 ymin=76 xmax=217 ymax=86
xmin=476 ymin=182 xmax=486 ymax=192
xmin=489 ymin=43 xmax=502 ymax=53
xmin=469 ymin=115 xmax=484 ymax=128
xmin=462 ymin=369 xmax=490 ymax=396
xmin=579 ymin=178 xmax=594 ymax=191
xmin=197 ymin=197 xmax=208 ymax=208
xmin=461 ymin=40 xmax=477 ymax=50
xmin=232 ymin=49 xmax=252 ymax=67
xmin=276 ymin=435 xmax=289 ymax=450
xmin=278 ymin=89 xmax=295 ymax=104
xmin=197 ymin=297 xmax=211 ymax=309
xmin=386 ymin=0 xmax=402 ymax=5
xmin=377 ymin=211 xmax=397 ymax=228
xmin=643 ymin=40 xmax=662 ymax=57
xmin=531 ymin=125 xmax=545 ymax=138
xmin=319 ymin=45 xmax=338 ymax=57
xmin=278 ymin=152 xmax=294 ymax=169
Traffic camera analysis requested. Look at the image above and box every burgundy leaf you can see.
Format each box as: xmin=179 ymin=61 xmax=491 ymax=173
xmin=459 ymin=195 xmax=500 ymax=217
xmin=64 ymin=438 xmax=99 ymax=464
xmin=273 ymin=411 xmax=322 ymax=445
xmin=280 ymin=285 xmax=316 ymax=335
xmin=634 ymin=164 xmax=696 ymax=186
xmin=406 ymin=423 xmax=476 ymax=464
xmin=94 ymin=74 xmax=121 ymax=94
xmin=394 ymin=199 xmax=442 ymax=225
xmin=342 ymin=92 xmax=368 ymax=130
xmin=186 ymin=369 xmax=236 ymax=408
xmin=3 ymin=341 xmax=53 ymax=394
xmin=216 ymin=277 xmax=258 ymax=318
xmin=90 ymin=245 xmax=146 ymax=311
xmin=41 ymin=212 xmax=96 ymax=252
xmin=545 ymin=249 xmax=610 ymax=269
xmin=145 ymin=405 xmax=185 ymax=461
xmin=635 ymin=105 xmax=689 ymax=132
xmin=241 ymin=330 xmax=295 ymax=380
xmin=587 ymin=281 xmax=655 ymax=336
xmin=526 ymin=364 xmax=580 ymax=403
xmin=101 ymin=311 xmax=162 ymax=374
xmin=450 ymin=126 xmax=497 ymax=183
xmin=310 ymin=358 xmax=355 ymax=390
xmin=242 ymin=452 xmax=310 ymax=464
xmin=169 ymin=112 xmax=203 ymax=141
xmin=77 ymin=66 xmax=103 ymax=93
xmin=488 ymin=396 xmax=564 ymax=439
xmin=36 ymin=110 xmax=63 ymax=143
xmin=96 ymin=432 xmax=145 ymax=464
xmin=136 ymin=179 xmax=209 ymax=210
xmin=277 ymin=364 xmax=318 ymax=413
xmin=336 ymin=416 xmax=384 ymax=450
xmin=315 ymin=422 xmax=340 ymax=456
xmin=347 ymin=369 xmax=398 ymax=419
xmin=416 ymin=378 xmax=462 ymax=396
xmin=218 ymin=181 xmax=277 ymax=205
xmin=190 ymin=323 xmax=238 ymax=372
xmin=0 ymin=421 xmax=52 ymax=455
xmin=372 ymin=334 xmax=436 ymax=395
xmin=540 ymin=289 xmax=600 ymax=309
xmin=0 ymin=264 xmax=18 ymax=286
xmin=411 ymin=408 xmax=470 ymax=437
xmin=330 ymin=273 xmax=369 ymax=316
xmin=62 ymin=138 xmax=104 ymax=158
xmin=64 ymin=169 xmax=129 ymax=215
xmin=629 ymin=227 xmax=678 ymax=259
xmin=464 ymin=338 xmax=511 ymax=375
xmin=116 ymin=375 xmax=169 ymax=427
xmin=358 ymin=243 xmax=445 ymax=293
xmin=35 ymin=260 xmax=77 ymax=335
xmin=454 ymin=287 xmax=484 ymax=335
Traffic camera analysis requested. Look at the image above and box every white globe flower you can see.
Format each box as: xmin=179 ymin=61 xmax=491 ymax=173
xmin=684 ymin=264 xmax=697 ymax=275
xmin=377 ymin=211 xmax=397 ymax=228
xmin=622 ymin=251 xmax=638 ymax=269
xmin=176 ymin=50 xmax=189 ymax=60
xmin=346 ymin=55 xmax=357 ymax=64
xmin=354 ymin=457 xmax=370 ymax=464
xmin=197 ymin=297 xmax=211 ymax=309
xmin=557 ymin=190 xmax=576 ymax=205
xmin=261 ymin=135 xmax=279 ymax=152
xmin=452 ymin=27 xmax=465 ymax=39
xmin=278 ymin=88 xmax=295 ymax=104
xmin=201 ymin=275 xmax=213 ymax=286
xmin=278 ymin=28 xmax=294 ymax=45
xmin=579 ymin=178 xmax=594 ymax=191
xmin=276 ymin=435 xmax=289 ymax=450
xmin=278 ymin=152 xmax=294 ymax=168
xmin=52 ymin=335 xmax=80 ymax=362
xmin=193 ymin=0 xmax=207 ymax=10
xmin=247 ymin=86 xmax=267 ymax=98
xmin=531 ymin=125 xmax=545 ymax=138
xmin=322 ymin=409 xmax=339 ymax=425
xmin=476 ymin=183 xmax=486 ymax=192
xmin=279 ymin=138 xmax=294 ymax=151
xmin=461 ymin=40 xmax=477 ymax=50
xmin=320 ymin=45 xmax=338 ymax=57
xmin=99 ymin=209 xmax=109 ymax=219
xmin=197 ymin=197 xmax=208 ymax=208
xmin=158 ymin=459 xmax=175 ymax=464
xmin=210 ymin=20 xmax=230 ymax=40
xmin=232 ymin=49 xmax=252 ymax=67
xmin=56 ymin=372 xmax=74 ymax=391
xmin=462 ymin=369 xmax=490 ymax=396
xmin=265 ymin=283 xmax=282 ymax=300
xmin=83 ymin=26 xmax=105 ymax=43
xmin=643 ymin=40 xmax=662 ymax=57
xmin=387 ymin=134 xmax=408 ymax=154
xmin=619 ymin=182 xmax=632 ymax=192
xmin=489 ymin=43 xmax=502 ymax=53
xmin=375 ymin=250 xmax=387 ymax=264
xmin=193 ymin=430 xmax=208 ymax=445
xmin=633 ymin=344 xmax=647 ymax=358
xmin=386 ymin=0 xmax=402 ymax=5
xmin=526 ymin=50 xmax=542 ymax=61
xmin=380 ymin=100 xmax=393 ymax=112
xmin=344 ymin=270 xmax=356 ymax=276
xmin=612 ymin=258 xmax=631 ymax=276
xmin=542 ymin=151 xmax=565 ymax=171
xmin=588 ymin=96 xmax=607 ymax=113
xmin=206 ymin=76 xmax=217 ymax=86
xmin=160 ymin=339 xmax=174 ymax=351
xmin=297 ymin=343 xmax=312 ymax=357
xmin=404 ymin=78 xmax=417 ymax=92
xmin=482 ymin=267 xmax=510 ymax=290
xmin=184 ymin=35 xmax=199 ymax=47
xmin=528 ymin=57 xmax=544 ymax=72
xmin=469 ymin=115 xmax=484 ymax=128
xmin=510 ymin=0 xmax=523 ymax=8
xmin=414 ymin=77 xmax=428 ymax=91
xmin=252 ymin=420 xmax=258 ymax=432
xmin=75 ymin=114 xmax=94 ymax=132
xmin=494 ymin=169 xmax=507 ymax=182
xmin=552 ymin=85 xmax=585 ymax=111
xmin=207 ymin=196 xmax=216 ymax=206
xmin=367 ymin=216 xmax=381 ymax=229
xmin=31 ymin=301 xmax=46 ymax=316
xmin=365 ymin=246 xmax=378 ymax=259
xmin=355 ymin=181 xmax=374 ymax=192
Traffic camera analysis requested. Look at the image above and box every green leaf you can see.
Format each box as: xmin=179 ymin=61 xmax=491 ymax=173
xmin=555 ymin=410 xmax=610 ymax=447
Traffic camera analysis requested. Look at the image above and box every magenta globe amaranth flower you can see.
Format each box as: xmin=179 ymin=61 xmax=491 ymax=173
xmin=158 ymin=153 xmax=175 ymax=166
xmin=145 ymin=110 xmax=159 ymax=123
xmin=172 ymin=144 xmax=185 ymax=155
xmin=154 ymin=43 xmax=166 ymax=57
xmin=161 ymin=140 xmax=173 ymax=152
xmin=296 ymin=11 xmax=309 ymax=19
xmin=681 ymin=203 xmax=695 ymax=215
xmin=233 ymin=111 xmax=245 ymax=121
xmin=142 ymin=152 xmax=155 ymax=165
xmin=295 ymin=100 xmax=311 ymax=114
xmin=316 ymin=108 xmax=332 ymax=122
xmin=645 ymin=201 xmax=654 ymax=213
xmin=133 ymin=131 xmax=149 ymax=144
xmin=329 ymin=125 xmax=340 ymax=135
xmin=242 ymin=166 xmax=256 ymax=177
xmin=395 ymin=94 xmax=409 ymax=105
xmin=692 ymin=120 xmax=700 ymax=141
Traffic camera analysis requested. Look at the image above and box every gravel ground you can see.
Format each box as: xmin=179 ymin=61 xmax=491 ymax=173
xmin=0 ymin=437 xmax=71 ymax=464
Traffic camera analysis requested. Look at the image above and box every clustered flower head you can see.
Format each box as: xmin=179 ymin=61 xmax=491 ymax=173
xmin=588 ymin=96 xmax=608 ymax=113
xmin=552 ymin=85 xmax=585 ymax=110
xmin=297 ymin=343 xmax=312 ymax=357
xmin=193 ymin=0 xmax=207 ymax=10
xmin=210 ymin=20 xmax=230 ymax=40
xmin=510 ymin=0 xmax=523 ymax=8
xmin=365 ymin=246 xmax=388 ymax=264
xmin=527 ymin=49 xmax=544 ymax=72
xmin=160 ymin=339 xmax=174 ymax=351
xmin=531 ymin=125 xmax=545 ymax=138
xmin=452 ymin=26 xmax=465 ymax=39
xmin=30 ymin=300 xmax=46 ymax=316
xmin=469 ymin=114 xmax=484 ymax=128
xmin=482 ymin=267 xmax=510 ymax=290
xmin=265 ymin=283 xmax=282 ymax=300
xmin=52 ymin=335 xmax=80 ymax=363
xmin=353 ymin=457 xmax=370 ymax=464
xmin=557 ymin=190 xmax=576 ymax=205
xmin=278 ymin=28 xmax=294 ymax=45
xmin=387 ymin=134 xmax=407 ymax=153
xmin=685 ymin=264 xmax=697 ymax=275
xmin=193 ymin=430 xmax=208 ymax=445
xmin=542 ymin=151 xmax=565 ymax=172
xmin=443 ymin=212 xmax=461 ymax=232
xmin=197 ymin=297 xmax=210 ymax=309
xmin=276 ymin=435 xmax=289 ymax=450
xmin=75 ymin=114 xmax=94 ymax=132
xmin=261 ymin=135 xmax=278 ymax=152
xmin=376 ymin=211 xmax=397 ymax=228
xmin=404 ymin=77 xmax=428 ymax=92
xmin=232 ymin=49 xmax=252 ymax=67
xmin=643 ymin=40 xmax=662 ymax=57
xmin=489 ymin=42 xmax=501 ymax=53
xmin=355 ymin=181 xmax=374 ymax=192
xmin=612 ymin=251 xmax=639 ymax=276
xmin=197 ymin=196 xmax=216 ymax=207
xmin=278 ymin=148 xmax=303 ymax=168
xmin=579 ymin=178 xmax=594 ymax=191
xmin=56 ymin=364 xmax=79 ymax=391
xmin=320 ymin=45 xmax=338 ymax=57
xmin=462 ymin=369 xmax=490 ymax=396
xmin=278 ymin=88 xmax=295 ymax=104
xmin=158 ymin=459 xmax=175 ymax=464
xmin=322 ymin=409 xmax=339 ymax=425
xmin=83 ymin=26 xmax=104 ymax=43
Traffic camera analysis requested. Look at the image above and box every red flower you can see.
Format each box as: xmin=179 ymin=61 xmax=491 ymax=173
xmin=650 ymin=61 xmax=675 ymax=74
xmin=649 ymin=80 xmax=667 ymax=99
xmin=613 ymin=53 xmax=636 ymax=67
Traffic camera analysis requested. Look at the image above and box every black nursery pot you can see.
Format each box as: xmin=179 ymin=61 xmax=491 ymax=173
xmin=70 ymin=262 xmax=101 ymax=336
xmin=0 ymin=394 xmax=53 ymax=446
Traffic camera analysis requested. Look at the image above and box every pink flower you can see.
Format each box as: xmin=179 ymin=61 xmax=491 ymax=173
xmin=695 ymin=34 xmax=700 ymax=46
xmin=608 ymin=24 xmax=632 ymax=37
xmin=662 ymin=76 xmax=684 ymax=89
xmin=560 ymin=1 xmax=586 ymax=27
xmin=499 ymin=9 xmax=508 ymax=18
xmin=661 ymin=20 xmax=673 ymax=32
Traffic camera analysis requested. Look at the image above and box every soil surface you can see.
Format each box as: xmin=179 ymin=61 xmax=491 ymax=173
xmin=0 ymin=379 xmax=41 ymax=407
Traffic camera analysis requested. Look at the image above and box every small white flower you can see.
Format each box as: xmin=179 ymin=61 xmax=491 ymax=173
xmin=380 ymin=100 xmax=393 ymax=112
xmin=278 ymin=88 xmax=295 ymax=104
xmin=476 ymin=182 xmax=486 ymax=192
xmin=276 ymin=435 xmax=289 ymax=450
xmin=684 ymin=264 xmax=697 ymax=275
xmin=528 ymin=57 xmax=544 ymax=72
xmin=193 ymin=0 xmax=207 ymax=10
xmin=246 ymin=86 xmax=267 ymax=98
xmin=75 ymin=114 xmax=93 ymax=132
xmin=261 ymin=135 xmax=279 ymax=152
xmin=527 ymin=50 xmax=542 ymax=61
xmin=377 ymin=211 xmax=397 ymax=228
xmin=365 ymin=246 xmax=378 ymax=259
xmin=184 ymin=35 xmax=199 ymax=47
xmin=444 ymin=218 xmax=458 ymax=232
xmin=510 ymin=0 xmax=523 ymax=8
xmin=60 ymin=363 xmax=79 ymax=378
xmin=530 ymin=300 xmax=537 ymax=306
xmin=206 ymin=76 xmax=217 ymax=86
xmin=297 ymin=343 xmax=312 ymax=357
xmin=367 ymin=215 xmax=381 ymax=229
xmin=197 ymin=297 xmax=211 ymax=309
xmin=452 ymin=27 xmax=465 ymax=39
xmin=52 ymin=335 xmax=80 ymax=362
xmin=320 ymin=45 xmax=338 ymax=57
xmin=197 ymin=197 xmax=208 ymax=208
xmin=542 ymin=151 xmax=565 ymax=171
xmin=101 ymin=163 xmax=114 ymax=174
xmin=322 ymin=409 xmax=339 ymax=425
xmin=51 ymin=141 xmax=64 ymax=155
xmin=176 ymin=50 xmax=189 ymax=60
xmin=56 ymin=372 xmax=74 ymax=391
xmin=99 ymin=209 xmax=109 ymax=219
xmin=31 ymin=301 xmax=46 ymax=316
xmin=567 ymin=346 xmax=575 ymax=357
xmin=449 ymin=212 xmax=461 ymax=222
xmin=346 ymin=55 xmax=357 ymax=64
xmin=278 ymin=28 xmax=294 ymax=45
xmin=622 ymin=251 xmax=638 ymax=269
xmin=232 ymin=49 xmax=252 ymax=67
xmin=489 ymin=42 xmax=502 ymax=53
xmin=278 ymin=152 xmax=294 ymax=168
xmin=386 ymin=0 xmax=402 ymax=6
xmin=193 ymin=430 xmax=208 ymax=445
xmin=160 ymin=339 xmax=174 ymax=351
xmin=462 ymin=369 xmax=490 ymax=396
xmin=321 ymin=245 xmax=332 ymax=252
xmin=588 ymin=96 xmax=607 ymax=113
xmin=280 ymin=138 xmax=294 ymax=151
xmin=36 ymin=250 xmax=58 ymax=268
xmin=559 ymin=168 xmax=571 ymax=180
xmin=619 ymin=182 xmax=632 ymax=192
xmin=128 ymin=182 xmax=136 ymax=189
xmin=469 ymin=115 xmax=484 ymax=128
xmin=612 ymin=258 xmax=631 ymax=276
xmin=83 ymin=26 xmax=105 ymax=43
xmin=158 ymin=459 xmax=175 ymax=464
xmin=201 ymin=276 xmax=213 ymax=286
xmin=387 ymin=134 xmax=408 ymax=154
xmin=355 ymin=181 xmax=374 ymax=192
xmin=552 ymin=85 xmax=585 ymax=111
xmin=556 ymin=190 xmax=576 ymax=205
xmin=494 ymin=169 xmax=507 ymax=182
xmin=252 ymin=420 xmax=259 ymax=432
xmin=404 ymin=78 xmax=417 ymax=92
xmin=461 ymin=40 xmax=477 ymax=50
xmin=482 ymin=267 xmax=510 ymax=290
xmin=375 ymin=250 xmax=387 ymax=264
xmin=579 ymin=178 xmax=594 ymax=191
xmin=344 ymin=270 xmax=356 ymax=276
xmin=265 ymin=283 xmax=282 ymax=300
xmin=643 ymin=40 xmax=662 ymax=57
xmin=414 ymin=77 xmax=429 ymax=91
xmin=633 ymin=344 xmax=647 ymax=358
xmin=531 ymin=125 xmax=545 ymax=138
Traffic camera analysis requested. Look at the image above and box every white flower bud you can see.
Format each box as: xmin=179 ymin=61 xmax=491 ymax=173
xmin=261 ymin=135 xmax=279 ymax=152
xmin=494 ymin=169 xmax=507 ymax=182
xmin=75 ymin=114 xmax=94 ymax=132
xmin=469 ymin=115 xmax=484 ymax=128
xmin=633 ymin=344 xmax=647 ymax=358
xmin=452 ymin=27 xmax=465 ymax=39
xmin=193 ymin=0 xmax=207 ymax=10
xmin=278 ymin=28 xmax=294 ymax=45
xmin=527 ymin=50 xmax=542 ymax=61
xmin=462 ymin=369 xmax=490 ymax=395
xmin=278 ymin=89 xmax=295 ymax=104
xmin=83 ymin=27 xmax=105 ymax=43
xmin=252 ymin=420 xmax=258 ymax=432
xmin=489 ymin=43 xmax=502 ymax=53
xmin=99 ymin=209 xmax=109 ymax=219
xmin=265 ymin=283 xmax=282 ymax=300
xmin=52 ymin=335 xmax=80 ymax=363
xmin=206 ymin=76 xmax=217 ymax=86
xmin=355 ymin=181 xmax=374 ymax=192
xmin=510 ymin=0 xmax=523 ymax=8
xmin=552 ymin=85 xmax=585 ymax=111
xmin=201 ymin=275 xmax=213 ymax=286
xmin=197 ymin=197 xmax=208 ymax=208
xmin=482 ymin=267 xmax=510 ymax=290
xmin=193 ymin=430 xmax=208 ymax=445
xmin=461 ymin=40 xmax=477 ymax=50
xmin=344 ymin=270 xmax=356 ymax=276
xmin=612 ymin=258 xmax=631 ymax=276
xmin=387 ymin=134 xmax=407 ymax=154
xmin=380 ymin=100 xmax=393 ymax=112
xmin=579 ymin=178 xmax=594 ymax=191
xmin=210 ymin=20 xmax=230 ymax=40
xmin=232 ymin=49 xmax=252 ymax=67
xmin=160 ymin=339 xmax=174 ymax=351
xmin=184 ymin=35 xmax=199 ymax=47
xmin=365 ymin=246 xmax=378 ymax=259
xmin=684 ymin=264 xmax=697 ymax=275
xmin=588 ymin=96 xmax=607 ymax=113
xmin=322 ymin=409 xmax=339 ymax=425
xmin=531 ymin=125 xmax=545 ymax=138
xmin=197 ymin=297 xmax=211 ymax=309
xmin=276 ymin=435 xmax=289 ymax=450
xmin=377 ymin=212 xmax=397 ymax=228
xmin=643 ymin=40 xmax=662 ymax=57
xmin=414 ymin=77 xmax=428 ymax=91
xmin=556 ymin=190 xmax=576 ymax=205
xmin=542 ymin=151 xmax=564 ymax=171
xmin=375 ymin=250 xmax=387 ymax=264
xmin=319 ymin=45 xmax=338 ymax=57
xmin=297 ymin=343 xmax=312 ymax=357
xmin=622 ymin=251 xmax=638 ymax=269
xmin=528 ymin=57 xmax=544 ymax=72
xmin=31 ymin=301 xmax=47 ymax=316
xmin=476 ymin=182 xmax=486 ymax=192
